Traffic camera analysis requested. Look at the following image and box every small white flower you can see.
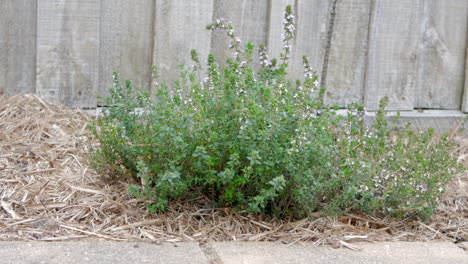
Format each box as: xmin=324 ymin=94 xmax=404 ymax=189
xmin=281 ymin=33 xmax=287 ymax=41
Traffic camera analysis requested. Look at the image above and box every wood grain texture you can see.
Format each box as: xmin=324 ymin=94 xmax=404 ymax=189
xmin=1 ymin=0 xmax=467 ymax=111
xmin=416 ymin=0 xmax=468 ymax=110
xmin=152 ymin=0 xmax=214 ymax=86
xmin=0 ymin=0 xmax=37 ymax=96
xmin=291 ymin=1 xmax=331 ymax=83
xmin=266 ymin=0 xmax=295 ymax=61
xmin=210 ymin=0 xmax=269 ymax=67
xmin=365 ymin=0 xmax=421 ymax=111
xmin=36 ymin=0 xmax=100 ymax=107
xmin=324 ymin=0 xmax=371 ymax=107
xmin=463 ymin=40 xmax=468 ymax=113
xmin=99 ymin=0 xmax=155 ymax=100
xmin=267 ymin=0 xmax=331 ymax=84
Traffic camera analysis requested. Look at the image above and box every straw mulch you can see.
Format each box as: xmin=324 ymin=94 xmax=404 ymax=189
xmin=0 ymin=95 xmax=466 ymax=248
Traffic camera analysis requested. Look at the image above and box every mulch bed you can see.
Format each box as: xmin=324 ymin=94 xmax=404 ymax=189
xmin=0 ymin=95 xmax=466 ymax=249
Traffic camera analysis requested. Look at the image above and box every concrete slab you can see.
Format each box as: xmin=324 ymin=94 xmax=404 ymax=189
xmin=210 ymin=242 xmax=468 ymax=264
xmin=0 ymin=241 xmax=208 ymax=264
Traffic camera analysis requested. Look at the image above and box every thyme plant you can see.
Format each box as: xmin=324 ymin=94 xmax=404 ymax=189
xmin=89 ymin=6 xmax=463 ymax=220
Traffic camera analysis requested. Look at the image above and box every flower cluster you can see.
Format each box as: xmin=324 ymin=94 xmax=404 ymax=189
xmin=302 ymin=56 xmax=320 ymax=91
xmin=208 ymin=18 xmax=243 ymax=60
xmin=281 ymin=5 xmax=296 ymax=62
xmin=258 ymin=45 xmax=272 ymax=67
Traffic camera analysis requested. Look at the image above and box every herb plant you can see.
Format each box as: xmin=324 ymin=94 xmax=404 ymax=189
xmin=89 ymin=6 xmax=463 ymax=220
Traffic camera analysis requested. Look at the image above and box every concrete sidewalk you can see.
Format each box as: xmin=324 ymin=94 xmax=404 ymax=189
xmin=0 ymin=241 xmax=465 ymax=264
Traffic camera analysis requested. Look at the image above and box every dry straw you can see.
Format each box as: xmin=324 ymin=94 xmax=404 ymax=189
xmin=0 ymin=95 xmax=466 ymax=247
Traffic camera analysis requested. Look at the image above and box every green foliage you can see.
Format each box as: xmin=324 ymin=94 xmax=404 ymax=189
xmin=88 ymin=6 xmax=463 ymax=220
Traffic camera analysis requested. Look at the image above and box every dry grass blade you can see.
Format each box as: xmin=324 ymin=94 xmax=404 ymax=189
xmin=0 ymin=94 xmax=466 ymax=246
xmin=59 ymin=225 xmax=127 ymax=241
xmin=344 ymin=235 xmax=368 ymax=241
xmin=338 ymin=240 xmax=363 ymax=251
xmin=39 ymin=235 xmax=88 ymax=241
xmin=109 ymin=219 xmax=163 ymax=232
xmin=26 ymin=202 xmax=67 ymax=211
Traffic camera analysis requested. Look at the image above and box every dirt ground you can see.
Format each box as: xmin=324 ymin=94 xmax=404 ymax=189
xmin=0 ymin=95 xmax=466 ymax=247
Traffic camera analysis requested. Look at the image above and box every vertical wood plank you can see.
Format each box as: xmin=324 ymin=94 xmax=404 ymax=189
xmin=152 ymin=0 xmax=214 ymax=86
xmin=324 ymin=0 xmax=371 ymax=107
xmin=36 ymin=0 xmax=100 ymax=107
xmin=267 ymin=0 xmax=331 ymax=84
xmin=463 ymin=39 xmax=468 ymax=113
xmin=290 ymin=1 xmax=331 ymax=83
xmin=0 ymin=0 xmax=37 ymax=95
xmin=365 ymin=0 xmax=421 ymax=111
xmin=99 ymin=0 xmax=155 ymax=100
xmin=416 ymin=0 xmax=468 ymax=110
xmin=266 ymin=0 xmax=295 ymax=60
xmin=210 ymin=0 xmax=269 ymax=65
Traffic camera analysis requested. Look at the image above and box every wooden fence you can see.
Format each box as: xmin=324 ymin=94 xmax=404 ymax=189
xmin=1 ymin=0 xmax=467 ymax=111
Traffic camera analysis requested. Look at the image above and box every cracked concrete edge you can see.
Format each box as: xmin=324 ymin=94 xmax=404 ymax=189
xmin=205 ymin=241 xmax=468 ymax=264
xmin=0 ymin=241 xmax=209 ymax=264
xmin=201 ymin=243 xmax=224 ymax=264
xmin=0 ymin=241 xmax=465 ymax=264
xmin=209 ymin=241 xmax=468 ymax=264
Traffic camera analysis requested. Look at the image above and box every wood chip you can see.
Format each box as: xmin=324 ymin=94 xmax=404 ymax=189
xmin=1 ymin=200 xmax=20 ymax=219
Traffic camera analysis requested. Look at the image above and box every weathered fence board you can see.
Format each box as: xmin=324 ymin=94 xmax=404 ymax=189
xmin=290 ymin=0 xmax=332 ymax=83
xmin=0 ymin=0 xmax=37 ymax=96
xmin=266 ymin=0 xmax=295 ymax=61
xmin=365 ymin=0 xmax=422 ymax=111
xmin=99 ymin=0 xmax=155 ymax=100
xmin=416 ymin=0 xmax=468 ymax=110
xmin=267 ymin=1 xmax=332 ymax=83
xmin=210 ymin=0 xmax=269 ymax=66
xmin=1 ymin=0 xmax=467 ymax=112
xmin=36 ymin=0 xmax=100 ymax=108
xmin=324 ymin=0 xmax=371 ymax=107
xmin=152 ymin=0 xmax=214 ymax=86
xmin=463 ymin=40 xmax=468 ymax=113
